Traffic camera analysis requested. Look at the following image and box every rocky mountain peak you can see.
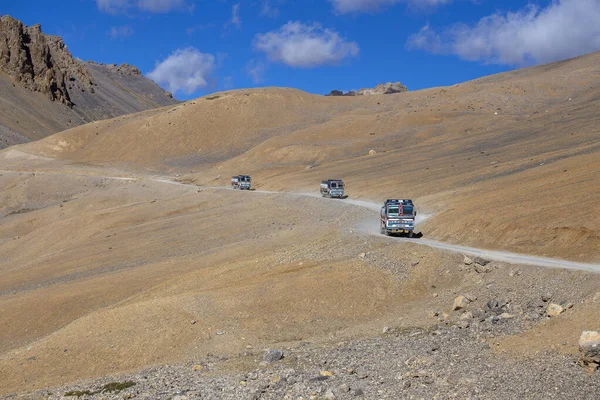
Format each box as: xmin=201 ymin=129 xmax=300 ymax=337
xmin=326 ymin=81 xmax=408 ymax=97
xmin=0 ymin=14 xmax=94 ymax=107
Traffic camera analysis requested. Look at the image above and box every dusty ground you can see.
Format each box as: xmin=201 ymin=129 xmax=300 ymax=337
xmin=17 ymin=52 xmax=600 ymax=261
xmin=1 ymin=53 xmax=600 ymax=398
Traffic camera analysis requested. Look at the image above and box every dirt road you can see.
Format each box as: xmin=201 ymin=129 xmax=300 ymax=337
xmin=3 ymin=168 xmax=598 ymax=273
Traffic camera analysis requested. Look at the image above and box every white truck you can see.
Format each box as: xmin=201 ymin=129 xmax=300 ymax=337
xmin=231 ymin=175 xmax=252 ymax=190
xmin=320 ymin=179 xmax=345 ymax=198
xmin=380 ymin=199 xmax=416 ymax=237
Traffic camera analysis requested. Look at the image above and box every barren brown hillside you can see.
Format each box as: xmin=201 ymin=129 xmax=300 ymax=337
xmin=1 ymin=53 xmax=600 ymax=398
xmin=17 ymin=51 xmax=600 ymax=261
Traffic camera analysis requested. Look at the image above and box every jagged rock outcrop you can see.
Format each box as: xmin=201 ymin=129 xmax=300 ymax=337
xmin=0 ymin=15 xmax=178 ymax=149
xmin=326 ymin=82 xmax=408 ymax=97
xmin=357 ymin=82 xmax=407 ymax=95
xmin=0 ymin=15 xmax=93 ymax=107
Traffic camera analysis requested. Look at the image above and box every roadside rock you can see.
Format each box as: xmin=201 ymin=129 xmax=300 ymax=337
xmin=264 ymin=349 xmax=284 ymax=363
xmin=463 ymin=255 xmax=473 ymax=265
xmin=453 ymin=296 xmax=470 ymax=311
xmin=579 ymin=331 xmax=600 ymax=367
xmin=475 ymin=264 xmax=492 ymax=273
xmin=547 ymin=303 xmax=564 ymax=317
xmin=474 ymin=257 xmax=490 ymax=266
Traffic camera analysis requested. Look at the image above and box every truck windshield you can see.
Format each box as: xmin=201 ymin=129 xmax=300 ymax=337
xmin=388 ymin=206 xmax=400 ymax=215
xmin=402 ymin=206 xmax=414 ymax=215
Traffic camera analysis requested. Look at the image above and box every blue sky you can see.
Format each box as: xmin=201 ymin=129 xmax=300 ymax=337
xmin=3 ymin=0 xmax=599 ymax=100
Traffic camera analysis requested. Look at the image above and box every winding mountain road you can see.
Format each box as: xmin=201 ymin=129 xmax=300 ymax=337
xmin=3 ymin=169 xmax=600 ymax=273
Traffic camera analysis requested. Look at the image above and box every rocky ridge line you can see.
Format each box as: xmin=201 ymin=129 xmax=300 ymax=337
xmin=326 ymin=82 xmax=408 ymax=97
xmin=0 ymin=14 xmax=94 ymax=107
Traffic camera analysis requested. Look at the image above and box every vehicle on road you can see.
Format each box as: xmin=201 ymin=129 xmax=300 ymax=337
xmin=320 ymin=179 xmax=345 ymax=198
xmin=231 ymin=175 xmax=252 ymax=190
xmin=380 ymin=199 xmax=416 ymax=237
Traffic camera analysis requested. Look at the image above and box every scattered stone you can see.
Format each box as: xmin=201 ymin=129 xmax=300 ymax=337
xmin=547 ymin=303 xmax=564 ymax=317
xmin=460 ymin=311 xmax=473 ymax=320
xmin=541 ymin=293 xmax=553 ymax=302
xmin=190 ymin=320 xmax=196 ymax=325
xmin=499 ymin=313 xmax=515 ymax=320
xmin=382 ymin=326 xmax=390 ymax=334
xmin=456 ymin=320 xmax=470 ymax=329
xmin=369 ymin=149 xmax=377 ymax=155
xmin=358 ymin=253 xmax=366 ymax=259
xmin=324 ymin=389 xmax=336 ymax=399
xmin=336 ymin=383 xmax=350 ymax=394
xmin=264 ymin=349 xmax=284 ymax=363
xmin=453 ymin=295 xmax=470 ymax=311
xmin=353 ymin=388 xmax=365 ymax=396
xmin=411 ymin=260 xmax=420 ymax=267
xmin=474 ymin=264 xmax=492 ymax=274
xmin=486 ymin=299 xmax=507 ymax=313
xmin=474 ymin=257 xmax=490 ymax=266
xmin=320 ymin=370 xmax=334 ymax=377
xmin=563 ymin=302 xmax=574 ymax=309
xmin=216 ymin=331 xmax=225 ymax=335
xmin=464 ymin=293 xmax=477 ymax=302
xmin=579 ymin=331 xmax=600 ymax=367
xmin=463 ymin=255 xmax=473 ymax=265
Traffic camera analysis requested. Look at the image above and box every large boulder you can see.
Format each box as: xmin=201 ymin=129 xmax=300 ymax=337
xmin=579 ymin=331 xmax=600 ymax=367
xmin=547 ymin=303 xmax=564 ymax=317
xmin=453 ymin=295 xmax=470 ymax=311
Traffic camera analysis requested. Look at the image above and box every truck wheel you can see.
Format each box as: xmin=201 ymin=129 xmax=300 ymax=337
xmin=408 ymin=231 xmax=414 ymax=238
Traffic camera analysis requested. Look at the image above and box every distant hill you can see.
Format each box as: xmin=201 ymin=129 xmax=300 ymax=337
xmin=326 ymin=82 xmax=408 ymax=96
xmin=0 ymin=15 xmax=178 ymax=149
xmin=17 ymin=51 xmax=600 ymax=261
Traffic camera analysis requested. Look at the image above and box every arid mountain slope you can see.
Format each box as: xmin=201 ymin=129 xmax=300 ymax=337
xmin=0 ymin=15 xmax=177 ymax=149
xmin=16 ymin=51 xmax=600 ymax=261
xmin=1 ymin=53 xmax=600 ymax=396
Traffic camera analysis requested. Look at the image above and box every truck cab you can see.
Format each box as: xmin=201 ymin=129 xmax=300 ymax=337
xmin=231 ymin=175 xmax=251 ymax=190
xmin=320 ymin=179 xmax=345 ymax=198
xmin=380 ymin=199 xmax=416 ymax=237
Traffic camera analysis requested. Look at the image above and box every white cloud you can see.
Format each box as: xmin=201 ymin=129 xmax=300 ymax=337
xmin=231 ymin=3 xmax=241 ymax=28
xmin=223 ymin=76 xmax=234 ymax=89
xmin=330 ymin=0 xmax=450 ymax=14
xmin=246 ymin=59 xmax=267 ymax=84
xmin=254 ymin=21 xmax=359 ymax=68
xmin=147 ymin=48 xmax=215 ymax=95
xmin=407 ymin=0 xmax=600 ymax=65
xmin=260 ymin=0 xmax=282 ymax=18
xmin=108 ymin=25 xmax=134 ymax=39
xmin=96 ymin=0 xmax=186 ymax=13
